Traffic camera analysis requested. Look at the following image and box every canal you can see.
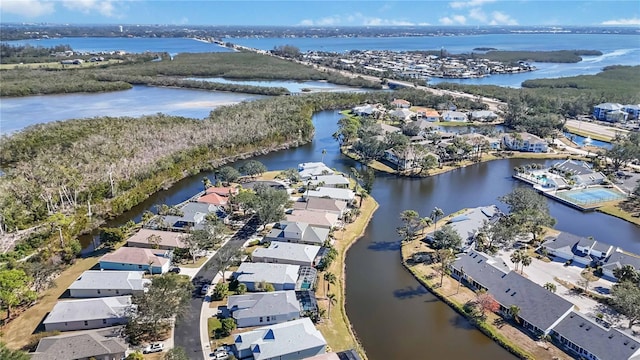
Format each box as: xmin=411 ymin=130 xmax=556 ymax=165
xmin=81 ymin=109 xmax=640 ymax=359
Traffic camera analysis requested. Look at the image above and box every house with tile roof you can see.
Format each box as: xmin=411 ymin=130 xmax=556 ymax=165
xmin=285 ymin=210 xmax=340 ymax=230
xmin=68 ymin=270 xmax=150 ymax=298
xmin=197 ymin=186 xmax=239 ymax=206
xmin=31 ymin=327 xmax=128 ymax=360
xmin=233 ymin=318 xmax=326 ymax=360
xmin=43 ymin=296 xmax=131 ymax=332
xmin=99 ymin=247 xmax=170 ymax=274
xmin=226 ymin=290 xmax=301 ymax=328
xmin=126 ymin=228 xmax=186 ymax=250
xmin=391 ymin=98 xmax=411 ymax=108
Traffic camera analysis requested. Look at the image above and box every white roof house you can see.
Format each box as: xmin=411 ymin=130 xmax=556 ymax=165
xmin=68 ymin=270 xmax=150 ymax=298
xmin=308 ymin=174 xmax=350 ymax=188
xmin=265 ymin=221 xmax=331 ymax=245
xmin=43 ymin=296 xmax=132 ymax=332
xmin=226 ymin=290 xmax=301 ymax=328
xmin=298 ymin=162 xmax=335 ymax=180
xmin=252 ymin=242 xmax=321 ymax=267
xmin=441 ymin=110 xmax=468 ymax=122
xmin=304 ymin=187 xmax=355 ymax=202
xmin=233 ymin=318 xmax=326 ymax=360
xmin=234 ymin=263 xmax=300 ymax=292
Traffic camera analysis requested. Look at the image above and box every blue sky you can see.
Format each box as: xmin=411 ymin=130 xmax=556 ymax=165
xmin=1 ymin=1 xmax=639 ymax=27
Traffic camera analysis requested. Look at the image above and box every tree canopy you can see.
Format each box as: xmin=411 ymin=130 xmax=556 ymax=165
xmin=611 ymin=280 xmax=640 ymax=329
xmin=432 ymin=225 xmax=462 ymax=250
xmin=499 ymin=187 xmax=555 ymax=243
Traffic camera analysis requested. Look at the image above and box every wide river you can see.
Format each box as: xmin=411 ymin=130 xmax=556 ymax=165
xmin=82 ymin=109 xmax=640 ymax=360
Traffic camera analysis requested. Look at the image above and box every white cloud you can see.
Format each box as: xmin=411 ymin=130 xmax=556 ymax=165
xmin=62 ymin=0 xmax=118 ymax=17
xmin=298 ymin=13 xmax=416 ymax=26
xmin=468 ymin=8 xmax=487 ymax=22
xmin=440 ymin=15 xmax=467 ymax=25
xmin=0 ymin=0 xmax=54 ymax=18
xmin=601 ymin=17 xmax=640 ymax=26
xmin=489 ymin=11 xmax=518 ymax=25
xmin=450 ymin=0 xmax=495 ymax=9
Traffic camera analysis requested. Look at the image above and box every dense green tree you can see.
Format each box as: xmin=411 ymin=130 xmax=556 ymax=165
xmin=99 ymin=227 xmax=125 ymax=249
xmin=125 ymin=352 xmax=145 ymax=360
xmin=252 ymin=184 xmax=290 ymax=227
xmin=0 ymin=342 xmax=30 ymax=360
xmin=219 ymin=318 xmax=237 ymax=337
xmin=432 ymin=225 xmax=462 ymax=250
xmin=500 ymin=187 xmax=556 ymax=243
xmin=239 ymin=160 xmax=267 ymax=178
xmin=212 ymin=283 xmax=228 ymax=301
xmin=0 ymin=269 xmax=37 ymax=320
xmin=611 ymin=281 xmax=640 ymax=329
xmin=164 ymin=347 xmax=189 ymax=360
xmin=606 ymin=133 xmax=640 ymax=171
xmin=613 ymin=265 xmax=640 ymax=284
xmin=217 ymin=166 xmax=241 ymax=184
xmin=544 ymin=282 xmax=557 ymax=293
xmin=397 ymin=210 xmax=423 ymax=242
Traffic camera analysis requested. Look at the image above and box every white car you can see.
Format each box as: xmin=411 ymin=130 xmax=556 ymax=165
xmin=142 ymin=343 xmax=164 ymax=354
xmin=201 ymin=284 xmax=210 ymax=295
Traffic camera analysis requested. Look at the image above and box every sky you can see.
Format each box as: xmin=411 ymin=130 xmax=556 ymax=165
xmin=1 ymin=0 xmax=639 ymax=27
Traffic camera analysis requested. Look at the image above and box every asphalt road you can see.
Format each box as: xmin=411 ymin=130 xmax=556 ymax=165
xmin=174 ymin=216 xmax=259 ymax=360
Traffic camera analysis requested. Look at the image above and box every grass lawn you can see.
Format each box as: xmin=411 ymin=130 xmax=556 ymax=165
xmin=316 ymin=196 xmax=377 ymax=358
xmin=597 ymin=201 xmax=640 ymax=226
xmin=0 ymin=59 xmax=122 ymax=70
xmin=564 ymin=126 xmax=613 ymax=142
xmin=208 ymin=317 xmax=222 ymax=338
xmin=437 ymin=121 xmax=474 ymax=127
xmin=180 ymin=256 xmax=209 ymax=268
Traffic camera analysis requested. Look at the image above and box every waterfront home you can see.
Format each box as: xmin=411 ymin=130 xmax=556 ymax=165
xmin=601 ymin=248 xmax=640 ymax=280
xmin=406 ymin=119 xmax=438 ymax=136
xmin=389 ymin=108 xmax=414 ymax=122
xmin=376 ymin=123 xmax=402 ymax=135
xmin=425 ymin=205 xmax=502 ymax=250
xmin=457 ymin=133 xmax=502 ymax=150
xmin=252 ymin=242 xmax=321 ymax=267
xmin=413 ymin=107 xmax=441 ymax=122
xmin=550 ymin=311 xmax=640 ymax=360
xmin=99 ymin=247 xmax=170 ymax=274
xmin=225 ymin=290 xmax=301 ymax=328
xmin=68 ymin=270 xmax=150 ymax=298
xmin=265 ymin=221 xmax=330 ymax=246
xmin=43 ymin=296 xmax=131 ymax=332
xmin=234 ymin=263 xmax=300 ymax=291
xmin=285 ymin=210 xmax=339 ymax=230
xmin=293 ymin=197 xmax=348 ymax=219
xmin=450 ymin=250 xmax=510 ymax=292
xmin=161 ymin=202 xmax=221 ymax=230
xmin=298 ymin=162 xmax=335 ymax=180
xmin=441 ymin=110 xmax=468 ymax=122
xmin=197 ymin=186 xmax=239 ymax=206
xmin=391 ymin=98 xmax=411 ymax=108
xmin=31 ymin=327 xmax=128 ymax=360
xmin=551 ymin=160 xmax=606 ymax=187
xmin=383 ymin=147 xmax=439 ymax=171
xmin=622 ymin=104 xmax=640 ymax=120
xmin=470 ymin=110 xmax=498 ymax=122
xmin=233 ymin=318 xmax=326 ymax=360
xmin=542 ymin=232 xmax=614 ymax=266
xmin=304 ymin=187 xmax=355 ymax=202
xmin=502 ymin=132 xmax=548 ymax=153
xmin=593 ymin=102 xmax=624 ymax=121
xmin=352 ymin=104 xmax=381 ymax=117
xmin=307 ymin=174 xmax=350 ymax=189
xmin=126 ymin=228 xmax=186 ymax=250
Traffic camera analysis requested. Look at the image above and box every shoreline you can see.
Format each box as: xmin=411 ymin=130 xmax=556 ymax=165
xmin=316 ymin=195 xmax=378 ymax=359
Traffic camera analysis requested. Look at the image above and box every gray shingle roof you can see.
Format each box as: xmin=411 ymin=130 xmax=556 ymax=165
xmin=68 ymin=270 xmax=150 ymax=292
xmin=293 ymin=197 xmax=348 ymax=213
xmin=543 ymin=232 xmax=584 ymax=251
xmin=252 ymin=242 xmax=321 ymax=265
xmin=444 ymin=205 xmax=501 ymax=241
xmin=451 ymin=250 xmax=510 ymax=290
xmin=234 ymin=263 xmax=300 ymax=286
xmin=602 ymin=250 xmax=640 ymax=271
xmin=266 ymin=221 xmax=330 ymax=245
xmin=43 ymin=296 xmax=131 ymax=325
xmin=31 ymin=328 xmax=127 ymax=360
xmin=552 ymin=311 xmax=640 ymax=360
xmin=227 ymin=290 xmax=300 ymax=322
xmin=234 ymin=317 xmax=326 ymax=360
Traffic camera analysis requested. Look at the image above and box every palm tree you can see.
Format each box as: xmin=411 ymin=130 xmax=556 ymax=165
xmin=321 ymin=148 xmax=327 ymax=162
xmin=520 ymin=253 xmax=532 ymax=274
xmin=202 ymin=176 xmax=212 ymax=191
xmin=509 ymin=305 xmax=521 ymax=323
xmin=326 ymin=293 xmax=337 ymax=318
xmin=510 ymin=250 xmax=523 ymax=272
xmin=420 ymin=217 xmax=433 ymax=236
xmin=323 ymin=272 xmax=336 ymax=295
xmin=430 ymin=207 xmax=444 ymax=233
xmin=543 ymin=282 xmax=557 ymax=293
xmin=141 ymin=210 xmax=154 ymax=227
xmin=357 ymin=187 xmax=368 ymax=208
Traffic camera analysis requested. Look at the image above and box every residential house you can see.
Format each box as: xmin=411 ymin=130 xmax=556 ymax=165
xmin=352 ymin=104 xmax=381 ymax=117
xmin=405 ymin=119 xmax=437 ymax=136
xmin=234 ymin=263 xmax=300 ymax=291
xmin=293 ymin=197 xmax=348 ymax=219
xmin=233 ymin=318 xmax=326 ymax=360
xmin=502 ymin=132 xmax=548 ymax=153
xmin=307 ymin=174 xmax=350 ymax=189
xmin=298 ymin=162 xmax=335 ymax=180
xmin=226 ymin=290 xmax=301 ymax=328
xmin=413 ymin=107 xmax=440 ymax=122
xmin=68 ymin=270 xmax=150 ymax=298
xmin=161 ymin=202 xmax=220 ymax=231
xmin=458 ymin=133 xmax=501 ymax=150
xmin=265 ymin=221 xmax=330 ymax=246
xmin=601 ymin=249 xmax=640 ymax=280
xmin=450 ymin=250 xmax=510 ymax=292
xmin=552 ymin=160 xmax=606 ymax=186
xmin=99 ymin=247 xmax=170 ymax=274
xmin=542 ymin=232 xmax=614 ymax=266
xmin=304 ymin=187 xmax=355 ymax=202
xmin=426 ymin=205 xmax=502 ymax=250
xmin=441 ymin=110 xmax=468 ymax=122
xmin=391 ymin=99 xmax=411 ymax=108
xmin=31 ymin=327 xmax=128 ymax=360
xmin=622 ymin=104 xmax=640 ymax=120
xmin=197 ymin=186 xmax=239 ymax=206
xmin=126 ymin=228 xmax=186 ymax=250
xmin=252 ymin=242 xmax=321 ymax=267
xmin=285 ymin=210 xmax=340 ymax=230
xmin=376 ymin=123 xmax=402 ymax=135
xmin=470 ymin=110 xmax=498 ymax=122
xmin=388 ymin=108 xmax=414 ymax=122
xmin=383 ymin=147 xmax=439 ymax=171
xmin=550 ymin=311 xmax=640 ymax=360
xmin=43 ymin=296 xmax=131 ymax=332
xmin=593 ymin=103 xmax=623 ymax=121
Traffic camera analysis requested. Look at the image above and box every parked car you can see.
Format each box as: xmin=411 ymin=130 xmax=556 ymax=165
xmin=210 ymin=347 xmax=230 ymax=360
xmin=201 ymin=284 xmax=210 ymax=295
xmin=142 ymin=343 xmax=164 ymax=354
xmin=169 ymin=267 xmax=181 ymax=274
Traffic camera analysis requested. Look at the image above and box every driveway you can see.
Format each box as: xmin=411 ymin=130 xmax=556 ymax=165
xmin=173 ymin=216 xmax=259 ymax=360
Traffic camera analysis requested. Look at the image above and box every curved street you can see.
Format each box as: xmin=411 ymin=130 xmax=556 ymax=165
xmin=173 ymin=216 xmax=258 ymax=360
